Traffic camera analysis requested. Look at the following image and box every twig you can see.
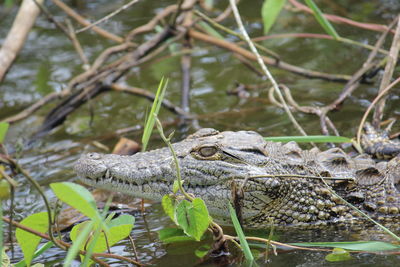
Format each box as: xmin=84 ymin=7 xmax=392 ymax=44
xmin=5 ymin=156 xmax=65 ymax=250
xmin=228 ymin=0 xmax=308 ymax=137
xmin=356 ymin=76 xmax=400 ymax=146
xmin=66 ymin=20 xmax=90 ymax=69
xmin=372 ymin=16 xmax=400 ymax=127
xmin=111 ymin=83 xmax=191 ymax=117
xmin=156 ymin=118 xmax=193 ymax=201
xmin=51 ymin=0 xmax=124 ymax=43
xmin=327 ymin=17 xmax=397 ymax=111
xmin=224 ymin=235 xmax=331 ymax=252
xmin=126 ymin=4 xmax=178 ymax=41
xmin=194 ymin=10 xmax=280 ymax=60
xmin=180 ymin=35 xmax=192 ymax=113
xmin=76 ymin=0 xmax=140 ymax=33
xmin=214 ymin=0 xmax=239 ymax=22
xmin=1 ymin=92 xmax=62 ymax=124
xmin=252 ymin=33 xmax=389 ymax=56
xmin=289 ymin=0 xmax=394 ymax=34
xmin=188 ymin=30 xmax=351 ymax=82
xmin=0 ymin=0 xmax=44 ymax=82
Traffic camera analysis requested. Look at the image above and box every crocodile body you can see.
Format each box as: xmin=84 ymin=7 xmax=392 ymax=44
xmin=75 ymin=126 xmax=400 ymax=228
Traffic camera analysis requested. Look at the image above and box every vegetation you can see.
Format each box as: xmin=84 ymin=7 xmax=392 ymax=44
xmin=0 ymin=0 xmax=399 ymax=266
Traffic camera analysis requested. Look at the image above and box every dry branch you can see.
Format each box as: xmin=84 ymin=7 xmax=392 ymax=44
xmin=372 ymin=16 xmax=400 ymax=127
xmin=51 ymin=0 xmax=124 ymax=43
xmin=289 ymin=0 xmax=394 ymax=34
xmin=0 ymin=0 xmax=44 ymax=82
xmin=111 ymin=83 xmax=191 ymax=117
xmin=188 ymin=29 xmax=351 ymax=82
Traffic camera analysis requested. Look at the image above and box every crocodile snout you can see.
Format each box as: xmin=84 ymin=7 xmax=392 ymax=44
xmin=74 ymin=153 xmax=107 ymax=181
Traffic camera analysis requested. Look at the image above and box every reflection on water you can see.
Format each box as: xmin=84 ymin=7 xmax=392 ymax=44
xmin=1 ymin=0 xmax=399 ymax=266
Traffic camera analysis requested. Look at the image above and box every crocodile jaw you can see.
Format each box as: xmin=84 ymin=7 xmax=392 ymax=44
xmin=74 ymin=150 xmax=271 ymax=220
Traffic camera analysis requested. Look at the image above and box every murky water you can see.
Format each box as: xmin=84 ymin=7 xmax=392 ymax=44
xmin=1 ymin=0 xmax=399 ymax=266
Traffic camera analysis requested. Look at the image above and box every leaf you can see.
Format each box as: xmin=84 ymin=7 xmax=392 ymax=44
xmin=158 ymin=228 xmax=196 ymax=243
xmin=264 ymin=135 xmax=351 ymax=143
xmin=14 ymin=241 xmax=54 ymax=267
xmin=325 ymin=248 xmax=353 ymax=262
xmin=175 ymin=198 xmax=210 ymax=241
xmin=228 ymin=202 xmax=254 ymax=262
xmin=261 ymin=0 xmax=287 ymax=34
xmin=107 ymin=214 xmax=135 ymax=228
xmin=70 ymin=215 xmax=134 ymax=256
xmin=0 ymin=122 xmax=9 ymax=144
xmin=15 ymin=212 xmax=48 ymax=266
xmin=162 ymin=195 xmax=177 ymax=223
xmin=66 ymin=220 xmax=94 ymax=266
xmin=142 ymin=77 xmax=168 ymax=151
xmin=289 ymin=241 xmax=400 ymax=251
xmin=0 ymin=179 xmax=11 ymax=200
xmin=50 ymin=182 xmax=100 ymax=221
xmin=2 ymin=248 xmax=10 ymax=267
xmin=194 ymin=244 xmax=210 ymax=258
xmin=172 ymin=180 xmax=184 ymax=194
xmin=304 ymin=0 xmax=339 ymax=39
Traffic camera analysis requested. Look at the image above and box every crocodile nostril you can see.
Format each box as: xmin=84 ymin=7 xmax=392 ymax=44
xmin=87 ymin=153 xmax=101 ymax=160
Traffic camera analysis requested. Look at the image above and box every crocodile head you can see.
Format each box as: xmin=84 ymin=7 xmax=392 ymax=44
xmin=75 ymin=129 xmax=280 ymax=224
xmin=75 ymin=128 xmax=400 ymax=228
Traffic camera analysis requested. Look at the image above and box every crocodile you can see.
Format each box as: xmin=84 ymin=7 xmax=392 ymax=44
xmin=74 ymin=125 xmax=400 ymax=228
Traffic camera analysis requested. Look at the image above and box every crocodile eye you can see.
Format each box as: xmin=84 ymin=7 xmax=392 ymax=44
xmin=198 ymin=146 xmax=218 ymax=157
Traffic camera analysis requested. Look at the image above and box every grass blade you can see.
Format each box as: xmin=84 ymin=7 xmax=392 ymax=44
xmin=261 ymin=0 xmax=287 ymax=34
xmin=142 ymin=77 xmax=168 ymax=151
xmin=289 ymin=241 xmax=400 ymax=252
xmin=64 ymin=221 xmax=94 ymax=267
xmin=304 ymin=0 xmax=339 ymax=39
xmin=0 ymin=122 xmax=9 ymax=144
xmin=228 ymin=202 xmax=254 ymax=262
xmin=264 ymin=135 xmax=351 ymax=143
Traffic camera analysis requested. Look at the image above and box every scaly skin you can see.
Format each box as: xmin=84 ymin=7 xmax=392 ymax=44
xmin=75 ymin=127 xmax=400 ymax=228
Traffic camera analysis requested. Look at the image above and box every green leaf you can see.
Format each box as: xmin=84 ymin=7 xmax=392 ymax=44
xmin=14 ymin=241 xmax=54 ymax=267
xmin=158 ymin=228 xmax=196 ymax=243
xmin=264 ymin=135 xmax=351 ymax=143
xmin=70 ymin=215 xmax=134 ymax=256
xmin=107 ymin=214 xmax=135 ymax=228
xmin=228 ymin=202 xmax=254 ymax=262
xmin=304 ymin=0 xmax=339 ymax=39
xmin=50 ymin=182 xmax=100 ymax=220
xmin=261 ymin=0 xmax=287 ymax=34
xmin=289 ymin=241 xmax=400 ymax=251
xmin=325 ymin=248 xmax=353 ymax=262
xmin=172 ymin=180 xmax=184 ymax=194
xmin=176 ymin=198 xmax=210 ymax=241
xmin=0 ymin=122 xmax=9 ymax=144
xmin=2 ymin=248 xmax=10 ymax=267
xmin=0 ymin=179 xmax=11 ymax=200
xmin=142 ymin=77 xmax=168 ymax=151
xmin=65 ymin=220 xmax=94 ymax=266
xmin=162 ymin=195 xmax=177 ymax=223
xmin=194 ymin=244 xmax=210 ymax=258
xmin=15 ymin=212 xmax=49 ymax=267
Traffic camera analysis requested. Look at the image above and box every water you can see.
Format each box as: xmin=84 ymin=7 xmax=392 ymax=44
xmin=1 ymin=0 xmax=399 ymax=266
